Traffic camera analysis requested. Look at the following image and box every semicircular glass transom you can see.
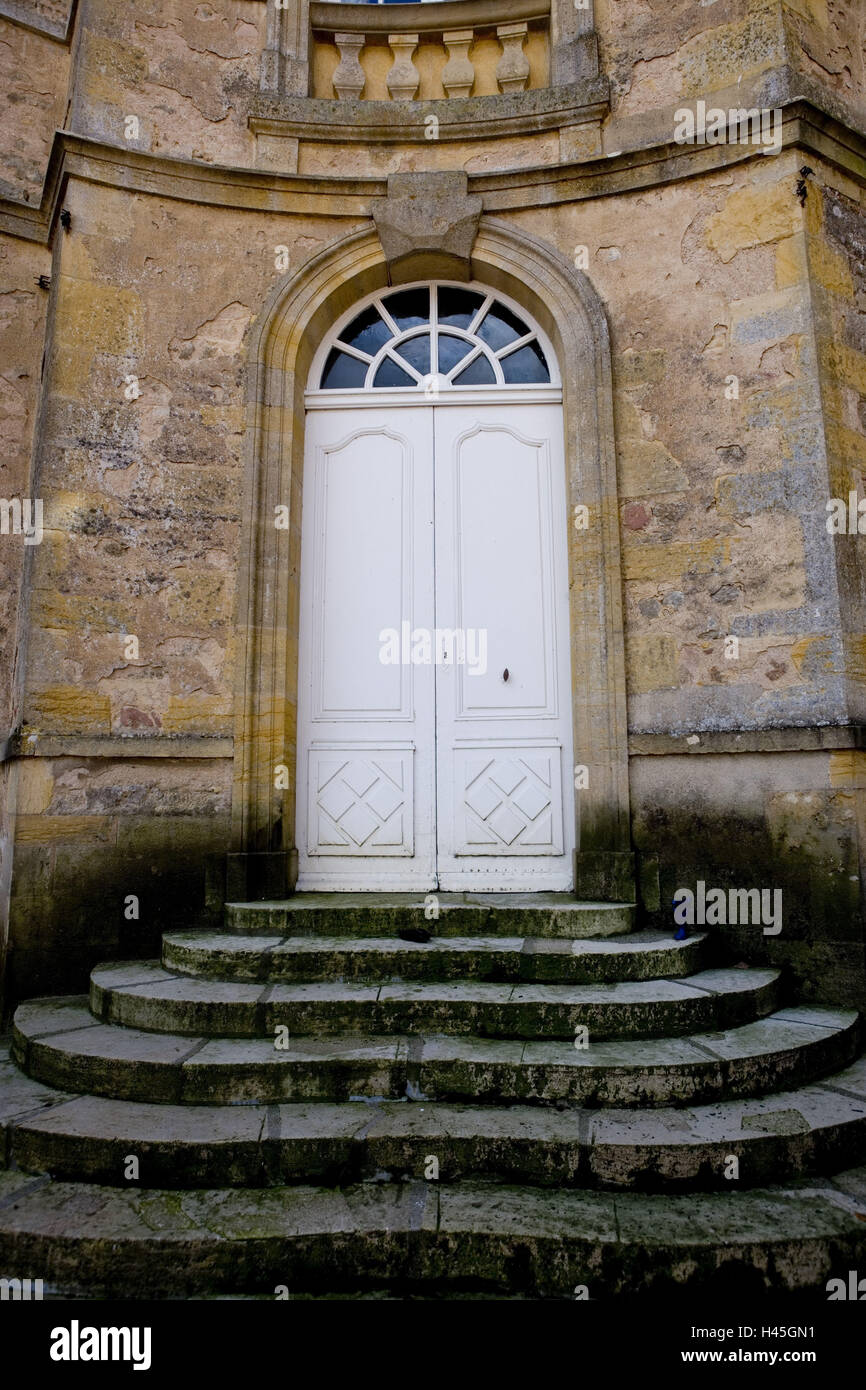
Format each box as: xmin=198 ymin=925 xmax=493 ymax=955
xmin=316 ymin=283 xmax=552 ymax=392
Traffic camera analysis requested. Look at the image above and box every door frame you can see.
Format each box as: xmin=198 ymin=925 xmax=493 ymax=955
xmin=228 ymin=218 xmax=632 ymax=903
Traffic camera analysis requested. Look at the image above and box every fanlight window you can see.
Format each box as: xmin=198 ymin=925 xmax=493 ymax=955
xmin=318 ymin=284 xmax=551 ymax=391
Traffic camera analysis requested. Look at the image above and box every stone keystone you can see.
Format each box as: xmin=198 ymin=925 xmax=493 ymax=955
xmin=371 ymin=172 xmax=483 ymax=283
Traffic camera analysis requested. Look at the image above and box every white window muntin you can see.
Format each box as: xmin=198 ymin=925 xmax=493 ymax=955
xmin=306 ymin=279 xmax=561 ymax=404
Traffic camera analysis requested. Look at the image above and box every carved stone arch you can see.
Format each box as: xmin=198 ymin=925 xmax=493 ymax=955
xmin=229 ymin=218 xmax=632 ymax=902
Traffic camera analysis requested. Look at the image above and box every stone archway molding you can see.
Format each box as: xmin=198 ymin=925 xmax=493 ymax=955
xmin=228 ymin=207 xmax=633 ymax=903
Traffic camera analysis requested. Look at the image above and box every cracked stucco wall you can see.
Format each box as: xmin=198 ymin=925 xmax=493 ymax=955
xmin=519 ymin=152 xmax=849 ymax=735
xmin=0 ymin=16 xmax=71 ymax=200
xmin=67 ymin=0 xmax=266 ymax=167
xmin=596 ymin=0 xmax=866 ymax=152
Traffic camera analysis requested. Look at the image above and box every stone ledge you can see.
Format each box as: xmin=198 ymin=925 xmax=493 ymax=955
xmin=628 ymin=726 xmax=866 ymax=757
xmin=1 ymin=99 xmax=864 ymax=248
xmin=5 ymin=733 xmax=234 ymax=760
xmin=249 ymin=77 xmax=609 ymax=144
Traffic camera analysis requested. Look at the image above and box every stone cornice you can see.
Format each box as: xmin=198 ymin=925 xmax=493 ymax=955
xmin=311 ymin=0 xmax=551 ymax=36
xmin=478 ymin=102 xmax=866 ymax=209
xmin=0 ymin=0 xmax=77 ymax=43
xmin=249 ymin=78 xmax=610 ymax=144
xmin=2 ymin=96 xmax=865 ymax=247
xmin=4 ymin=726 xmax=862 ymax=762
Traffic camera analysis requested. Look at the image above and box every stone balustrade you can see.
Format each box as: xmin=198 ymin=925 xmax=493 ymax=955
xmin=311 ymin=0 xmax=552 ymax=102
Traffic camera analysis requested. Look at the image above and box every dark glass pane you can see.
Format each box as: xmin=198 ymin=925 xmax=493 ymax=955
xmin=500 ymin=339 xmax=550 ymax=384
xmin=452 ymin=353 xmax=496 ymax=386
xmin=321 ymin=347 xmax=368 ymax=390
xmin=438 ymin=287 xmax=485 ymax=331
xmin=382 ymin=287 xmax=429 ymax=332
xmin=477 ymin=301 xmax=529 ymax=351
xmin=373 ymin=356 xmax=416 ymax=388
xmin=396 ymin=334 xmax=431 ymax=376
xmin=339 ymin=304 xmax=392 ymax=356
xmin=437 ymin=333 xmax=473 ymax=374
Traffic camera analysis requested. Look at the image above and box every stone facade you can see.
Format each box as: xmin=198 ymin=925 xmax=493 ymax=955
xmin=1 ymin=0 xmax=866 ymax=1015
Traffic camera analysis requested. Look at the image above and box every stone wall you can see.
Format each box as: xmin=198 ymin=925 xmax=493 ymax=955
xmin=0 ymin=190 xmax=53 ymax=1010
xmin=1 ymin=0 xmax=865 ymax=1011
xmin=0 ymin=13 xmax=71 ymax=200
xmin=631 ymin=740 xmax=866 ymax=1009
xmin=808 ymin=161 xmax=866 ymax=723
xmin=598 ymin=0 xmax=866 ymax=148
xmin=517 ymin=152 xmax=849 ymax=734
xmin=7 ymin=751 xmax=232 ymax=999
xmin=6 ymin=174 xmax=364 ymax=999
xmin=67 ymin=0 xmax=265 ymax=166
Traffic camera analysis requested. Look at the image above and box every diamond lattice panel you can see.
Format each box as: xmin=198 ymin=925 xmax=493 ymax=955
xmin=308 ymin=747 xmax=414 ymax=856
xmin=454 ymin=746 xmax=563 ymax=856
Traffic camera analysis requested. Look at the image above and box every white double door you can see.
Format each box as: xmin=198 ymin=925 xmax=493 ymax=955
xmin=296 ymin=400 xmax=575 ymax=891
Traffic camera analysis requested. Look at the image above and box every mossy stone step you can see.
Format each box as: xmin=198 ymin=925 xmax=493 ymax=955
xmin=162 ymin=930 xmax=707 ymax=985
xmin=5 ymin=1042 xmax=866 ymax=1192
xmin=12 ymin=999 xmax=860 ymax=1107
xmin=0 ymin=1165 xmax=864 ymax=1299
xmin=89 ymin=962 xmax=780 ymax=1041
xmin=225 ymin=894 xmax=635 ymax=940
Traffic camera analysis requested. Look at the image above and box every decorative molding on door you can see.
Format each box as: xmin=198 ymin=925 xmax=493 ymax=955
xmin=454 ymin=742 xmax=563 ymax=856
xmin=449 ymin=419 xmax=557 ymax=722
xmin=308 ymin=743 xmax=414 ymax=856
xmin=310 ymin=424 xmax=414 ymax=723
xmin=231 ymin=216 xmax=632 ymax=901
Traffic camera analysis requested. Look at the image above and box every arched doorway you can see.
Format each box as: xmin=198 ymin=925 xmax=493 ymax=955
xmin=296 ymin=281 xmax=575 ymax=890
xmin=230 ymin=218 xmax=632 ymax=906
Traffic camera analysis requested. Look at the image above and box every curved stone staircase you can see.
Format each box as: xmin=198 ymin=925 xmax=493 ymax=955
xmin=1 ymin=894 xmax=866 ymax=1299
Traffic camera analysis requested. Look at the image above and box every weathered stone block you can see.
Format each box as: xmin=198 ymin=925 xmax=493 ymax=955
xmin=626 ymin=634 xmax=679 ymax=694
xmin=371 ymin=172 xmax=483 ymax=282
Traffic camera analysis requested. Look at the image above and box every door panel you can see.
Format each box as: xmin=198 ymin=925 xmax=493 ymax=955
xmin=296 ymin=409 xmax=436 ymax=889
xmin=296 ymin=401 xmax=574 ymax=891
xmin=433 ymin=405 xmax=574 ymax=890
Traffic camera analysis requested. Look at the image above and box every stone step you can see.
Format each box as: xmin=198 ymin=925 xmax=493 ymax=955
xmin=13 ymin=999 xmax=859 ymax=1107
xmin=5 ymin=1041 xmax=866 ymax=1192
xmin=225 ymin=894 xmax=636 ymax=939
xmin=162 ymin=930 xmax=708 ymax=985
xmin=88 ymin=962 xmax=780 ymax=1041
xmin=0 ymin=1164 xmax=864 ymax=1298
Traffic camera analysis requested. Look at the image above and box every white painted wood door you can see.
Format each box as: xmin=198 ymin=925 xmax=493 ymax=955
xmin=296 ymin=407 xmax=437 ymax=890
xmin=433 ymin=404 xmax=574 ymax=890
xmin=296 ymin=402 xmax=574 ymax=891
